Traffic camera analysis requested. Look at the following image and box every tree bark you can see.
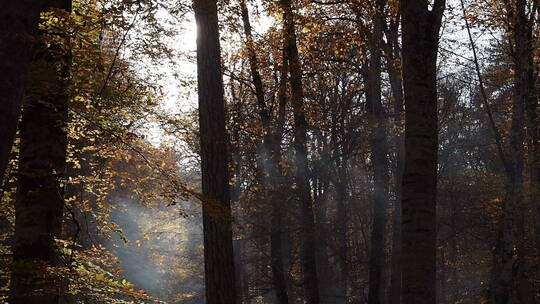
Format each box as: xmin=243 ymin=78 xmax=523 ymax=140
xmin=280 ymin=0 xmax=320 ymax=303
xmin=334 ymin=161 xmax=349 ymax=302
xmin=511 ymin=0 xmax=535 ymax=301
xmin=10 ymin=1 xmax=71 ymax=303
xmin=489 ymin=188 xmax=517 ymax=304
xmin=314 ymin=169 xmax=331 ymax=295
xmin=387 ymin=26 xmax=404 ymax=304
xmin=366 ymin=1 xmax=390 ymax=303
xmin=193 ymin=0 xmax=238 ymax=303
xmin=400 ymin=1 xmax=445 ymax=303
xmin=0 ymin=0 xmax=57 ymax=182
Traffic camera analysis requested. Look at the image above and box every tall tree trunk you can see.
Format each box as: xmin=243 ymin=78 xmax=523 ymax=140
xmin=439 ymin=246 xmax=447 ymax=304
xmin=522 ymin=6 xmax=540 ymax=301
xmin=239 ymin=1 xmax=290 ymax=302
xmin=458 ymin=2 xmax=519 ymax=302
xmin=367 ymin=1 xmax=390 ymax=303
xmin=488 ymin=1 xmax=536 ymax=302
xmin=400 ymin=1 xmax=445 ymax=303
xmin=512 ymin=0 xmax=535 ymax=301
xmin=10 ymin=2 xmax=71 ymax=303
xmin=314 ymin=170 xmax=331 ymax=292
xmin=280 ymin=0 xmax=320 ymax=303
xmin=193 ymin=0 xmax=238 ymax=303
xmin=490 ymin=188 xmax=517 ymax=304
xmin=0 ymin=0 xmax=57 ymax=181
xmin=229 ymin=78 xmax=246 ymax=304
xmin=387 ymin=23 xmax=404 ymax=304
xmin=334 ymin=161 xmax=349 ymax=302
xmin=312 ymin=139 xmax=332 ymax=300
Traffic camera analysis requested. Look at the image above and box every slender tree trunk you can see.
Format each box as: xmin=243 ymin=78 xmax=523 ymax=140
xmin=239 ymin=0 xmax=268 ymax=128
xmin=0 ymin=1 xmax=57 ymax=181
xmin=448 ymin=209 xmax=459 ymax=304
xmin=384 ymin=14 xmax=404 ymax=304
xmin=488 ymin=1 xmax=536 ymax=302
xmin=490 ymin=188 xmax=516 ymax=304
xmin=10 ymin=2 xmax=71 ymax=303
xmin=268 ymin=118 xmax=290 ymax=304
xmin=512 ymin=1 xmax=535 ymax=301
xmin=439 ymin=247 xmax=446 ymax=304
xmin=334 ymin=161 xmax=349 ymax=302
xmin=241 ymin=240 xmax=250 ymax=303
xmin=523 ymin=13 xmax=540 ymax=304
xmin=458 ymin=2 xmax=519 ymax=302
xmin=239 ymin=1 xmax=290 ymax=302
xmin=387 ymin=31 xmax=404 ymax=304
xmin=315 ymin=172 xmax=331 ymax=290
xmin=400 ymin=1 xmax=445 ymax=303
xmin=229 ymin=77 xmax=246 ymax=304
xmin=193 ymin=0 xmax=238 ymax=303
xmin=367 ymin=1 xmax=390 ymax=303
xmin=312 ymin=141 xmax=332 ymax=300
xmin=330 ymin=88 xmax=351 ymax=303
xmin=280 ymin=0 xmax=320 ymax=303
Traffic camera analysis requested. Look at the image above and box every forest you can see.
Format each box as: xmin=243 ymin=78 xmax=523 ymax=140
xmin=0 ymin=0 xmax=539 ymax=303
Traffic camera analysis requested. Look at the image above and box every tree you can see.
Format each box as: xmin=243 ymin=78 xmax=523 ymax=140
xmin=193 ymin=0 xmax=238 ymax=303
xmin=280 ymin=0 xmax=321 ymax=302
xmin=0 ymin=1 xmax=59 ymax=182
xmin=238 ymin=1 xmax=290 ymax=302
xmin=385 ymin=5 xmax=405 ymax=303
xmin=9 ymin=1 xmax=72 ymax=303
xmin=366 ymin=1 xmax=390 ymax=303
xmin=511 ymin=1 xmax=537 ymax=301
xmin=400 ymin=0 xmax=445 ymax=303
xmin=459 ymin=1 xmax=538 ymax=301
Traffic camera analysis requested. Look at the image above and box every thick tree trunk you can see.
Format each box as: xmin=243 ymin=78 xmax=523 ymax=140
xmin=400 ymin=1 xmax=444 ymax=303
xmin=280 ymin=0 xmax=320 ymax=303
xmin=0 ymin=0 xmax=56 ymax=181
xmin=10 ymin=2 xmax=71 ymax=303
xmin=193 ymin=0 xmax=238 ymax=303
xmin=366 ymin=1 xmax=390 ymax=303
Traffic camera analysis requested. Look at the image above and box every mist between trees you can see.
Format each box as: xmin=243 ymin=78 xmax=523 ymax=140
xmin=0 ymin=0 xmax=538 ymax=303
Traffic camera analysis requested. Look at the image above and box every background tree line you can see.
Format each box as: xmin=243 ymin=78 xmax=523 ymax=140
xmin=0 ymin=0 xmax=538 ymax=304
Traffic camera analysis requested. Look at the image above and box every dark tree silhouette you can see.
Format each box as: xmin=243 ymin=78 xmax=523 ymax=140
xmin=10 ymin=1 xmax=72 ymax=303
xmin=280 ymin=0 xmax=320 ymax=302
xmin=0 ymin=0 xmax=58 ymax=181
xmin=400 ymin=0 xmax=445 ymax=303
xmin=366 ymin=1 xmax=390 ymax=303
xmin=193 ymin=0 xmax=238 ymax=303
